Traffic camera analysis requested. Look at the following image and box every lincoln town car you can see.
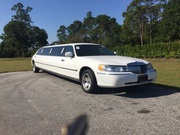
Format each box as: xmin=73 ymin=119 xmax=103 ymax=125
xmin=31 ymin=43 xmax=156 ymax=93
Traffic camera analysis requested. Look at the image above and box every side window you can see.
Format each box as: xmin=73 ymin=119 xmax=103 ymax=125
xmin=51 ymin=46 xmax=64 ymax=56
xmin=41 ymin=48 xmax=51 ymax=55
xmin=37 ymin=48 xmax=43 ymax=55
xmin=62 ymin=46 xmax=74 ymax=56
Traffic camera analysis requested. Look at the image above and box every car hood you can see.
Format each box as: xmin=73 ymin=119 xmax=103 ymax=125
xmin=78 ymin=55 xmax=149 ymax=65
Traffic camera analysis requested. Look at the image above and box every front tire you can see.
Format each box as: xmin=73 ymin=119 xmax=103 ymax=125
xmin=81 ymin=69 xmax=97 ymax=93
xmin=32 ymin=62 xmax=39 ymax=73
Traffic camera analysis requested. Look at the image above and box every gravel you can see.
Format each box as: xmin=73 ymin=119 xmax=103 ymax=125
xmin=0 ymin=71 xmax=180 ymax=135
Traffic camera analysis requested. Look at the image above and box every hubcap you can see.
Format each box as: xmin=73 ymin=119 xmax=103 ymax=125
xmin=82 ymin=73 xmax=91 ymax=90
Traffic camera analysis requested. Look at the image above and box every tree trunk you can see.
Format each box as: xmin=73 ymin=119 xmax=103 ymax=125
xmin=140 ymin=23 xmax=144 ymax=46
xmin=150 ymin=29 xmax=152 ymax=44
xmin=140 ymin=33 xmax=143 ymax=46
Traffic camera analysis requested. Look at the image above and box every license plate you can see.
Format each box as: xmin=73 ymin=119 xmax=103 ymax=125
xmin=138 ymin=75 xmax=148 ymax=82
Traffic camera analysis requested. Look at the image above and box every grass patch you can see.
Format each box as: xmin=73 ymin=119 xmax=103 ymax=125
xmin=0 ymin=58 xmax=179 ymax=88
xmin=146 ymin=59 xmax=180 ymax=88
xmin=0 ymin=58 xmax=32 ymax=73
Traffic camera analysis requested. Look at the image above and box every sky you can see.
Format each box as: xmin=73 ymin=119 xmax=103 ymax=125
xmin=0 ymin=0 xmax=132 ymax=44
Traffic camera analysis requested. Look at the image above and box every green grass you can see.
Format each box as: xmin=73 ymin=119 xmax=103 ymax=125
xmin=0 ymin=58 xmax=32 ymax=73
xmin=146 ymin=59 xmax=180 ymax=88
xmin=0 ymin=58 xmax=179 ymax=88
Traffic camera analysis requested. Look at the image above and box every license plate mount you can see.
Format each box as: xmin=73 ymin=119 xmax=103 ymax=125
xmin=138 ymin=75 xmax=148 ymax=82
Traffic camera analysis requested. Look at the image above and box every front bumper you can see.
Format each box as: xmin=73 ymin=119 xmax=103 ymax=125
xmin=96 ymin=70 xmax=157 ymax=88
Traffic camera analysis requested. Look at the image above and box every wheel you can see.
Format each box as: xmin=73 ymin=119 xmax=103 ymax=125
xmin=32 ymin=62 xmax=39 ymax=73
xmin=81 ymin=69 xmax=97 ymax=93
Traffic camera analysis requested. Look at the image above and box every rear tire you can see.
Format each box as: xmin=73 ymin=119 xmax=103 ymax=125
xmin=81 ymin=69 xmax=97 ymax=93
xmin=32 ymin=62 xmax=39 ymax=73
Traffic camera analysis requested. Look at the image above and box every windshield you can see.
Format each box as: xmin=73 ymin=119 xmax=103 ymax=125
xmin=75 ymin=45 xmax=115 ymax=56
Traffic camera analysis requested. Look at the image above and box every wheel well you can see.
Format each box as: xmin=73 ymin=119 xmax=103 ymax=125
xmin=31 ymin=60 xmax=35 ymax=65
xmin=79 ymin=67 xmax=92 ymax=79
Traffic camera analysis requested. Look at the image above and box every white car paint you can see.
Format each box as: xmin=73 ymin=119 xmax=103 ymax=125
xmin=32 ymin=43 xmax=157 ymax=92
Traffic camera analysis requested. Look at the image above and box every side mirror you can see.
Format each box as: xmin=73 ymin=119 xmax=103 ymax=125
xmin=65 ymin=52 xmax=74 ymax=57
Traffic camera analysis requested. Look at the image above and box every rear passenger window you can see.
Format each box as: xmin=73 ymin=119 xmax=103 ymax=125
xmin=51 ymin=46 xmax=64 ymax=56
xmin=42 ymin=48 xmax=51 ymax=55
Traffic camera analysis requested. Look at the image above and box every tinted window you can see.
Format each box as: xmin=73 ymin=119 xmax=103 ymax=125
xmin=62 ymin=46 xmax=74 ymax=56
xmin=75 ymin=45 xmax=115 ymax=56
xmin=41 ymin=48 xmax=51 ymax=55
xmin=37 ymin=48 xmax=43 ymax=55
xmin=51 ymin=46 xmax=64 ymax=56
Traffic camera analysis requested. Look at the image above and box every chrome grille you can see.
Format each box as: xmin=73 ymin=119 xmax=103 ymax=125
xmin=140 ymin=65 xmax=147 ymax=73
xmin=128 ymin=66 xmax=141 ymax=74
xmin=127 ymin=63 xmax=147 ymax=74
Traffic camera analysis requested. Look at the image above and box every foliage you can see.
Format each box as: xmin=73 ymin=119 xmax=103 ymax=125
xmin=158 ymin=0 xmax=180 ymax=42
xmin=56 ymin=0 xmax=179 ymax=47
xmin=121 ymin=0 xmax=167 ymax=45
xmin=58 ymin=0 xmax=180 ymax=58
xmin=11 ymin=2 xmax=33 ymax=25
xmin=28 ymin=26 xmax=48 ymax=49
xmin=0 ymin=3 xmax=48 ymax=58
xmin=56 ymin=12 xmax=121 ymax=48
xmin=1 ymin=1 xmax=180 ymax=58
xmin=1 ymin=21 xmax=30 ymax=57
xmin=115 ymin=42 xmax=180 ymax=58
xmin=57 ymin=25 xmax=67 ymax=44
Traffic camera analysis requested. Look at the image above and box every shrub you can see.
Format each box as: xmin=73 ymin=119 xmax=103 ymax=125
xmin=114 ymin=42 xmax=180 ymax=58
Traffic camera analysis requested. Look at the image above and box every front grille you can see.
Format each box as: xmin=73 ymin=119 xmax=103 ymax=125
xmin=128 ymin=65 xmax=147 ymax=74
xmin=140 ymin=65 xmax=147 ymax=73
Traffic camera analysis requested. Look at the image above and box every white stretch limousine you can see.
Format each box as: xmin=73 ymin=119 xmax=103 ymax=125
xmin=31 ymin=43 xmax=156 ymax=93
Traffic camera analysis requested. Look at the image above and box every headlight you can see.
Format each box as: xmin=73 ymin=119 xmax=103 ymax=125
xmin=146 ymin=63 xmax=153 ymax=70
xmin=98 ymin=65 xmax=128 ymax=72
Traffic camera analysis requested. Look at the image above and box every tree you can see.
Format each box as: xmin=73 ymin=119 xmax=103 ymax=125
xmin=66 ymin=21 xmax=83 ymax=43
xmin=11 ymin=2 xmax=33 ymax=26
xmin=57 ymin=25 xmax=67 ymax=44
xmin=29 ymin=26 xmax=48 ymax=49
xmin=143 ymin=0 xmax=166 ymax=44
xmin=56 ymin=11 xmax=121 ymax=47
xmin=122 ymin=0 xmax=167 ymax=45
xmin=1 ymin=21 xmax=29 ymax=57
xmin=1 ymin=3 xmax=33 ymax=57
xmin=122 ymin=0 xmax=147 ymax=45
xmin=0 ymin=3 xmax=48 ymax=57
xmin=159 ymin=0 xmax=180 ymax=42
xmin=94 ymin=15 xmax=121 ymax=47
xmin=82 ymin=11 xmax=96 ymax=42
xmin=108 ymin=18 xmax=121 ymax=47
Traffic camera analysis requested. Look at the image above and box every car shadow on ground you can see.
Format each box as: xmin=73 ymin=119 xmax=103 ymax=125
xmin=42 ymin=71 xmax=179 ymax=99
xmin=96 ymin=84 xmax=180 ymax=98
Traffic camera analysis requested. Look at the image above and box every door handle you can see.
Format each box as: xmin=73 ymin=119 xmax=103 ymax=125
xmin=61 ymin=59 xmax=64 ymax=62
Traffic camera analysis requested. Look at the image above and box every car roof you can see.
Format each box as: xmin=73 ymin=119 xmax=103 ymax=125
xmin=42 ymin=43 xmax=100 ymax=48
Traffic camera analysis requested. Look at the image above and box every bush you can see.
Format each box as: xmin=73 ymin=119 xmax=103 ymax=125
xmin=114 ymin=42 xmax=180 ymax=58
